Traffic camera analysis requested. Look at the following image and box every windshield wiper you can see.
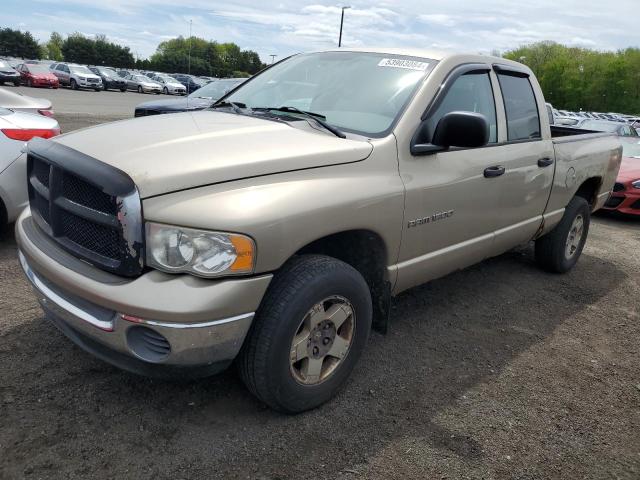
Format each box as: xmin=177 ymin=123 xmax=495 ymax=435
xmin=210 ymin=101 xmax=247 ymax=114
xmin=256 ymin=106 xmax=346 ymax=139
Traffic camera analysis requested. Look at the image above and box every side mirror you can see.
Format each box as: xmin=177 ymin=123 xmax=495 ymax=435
xmin=411 ymin=111 xmax=490 ymax=155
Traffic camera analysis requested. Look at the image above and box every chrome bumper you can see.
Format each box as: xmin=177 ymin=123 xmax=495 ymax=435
xmin=19 ymin=251 xmax=255 ymax=373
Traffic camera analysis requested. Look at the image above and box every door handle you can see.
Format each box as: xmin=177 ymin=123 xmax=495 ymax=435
xmin=484 ymin=165 xmax=505 ymax=178
xmin=538 ymin=157 xmax=554 ymax=167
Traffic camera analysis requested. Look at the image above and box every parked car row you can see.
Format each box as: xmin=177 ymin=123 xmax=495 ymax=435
xmin=134 ymin=77 xmax=246 ymax=116
xmin=549 ymin=106 xmax=640 ymax=135
xmin=0 ymin=58 xmax=225 ymax=95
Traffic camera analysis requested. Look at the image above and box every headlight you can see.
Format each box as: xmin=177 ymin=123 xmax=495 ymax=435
xmin=145 ymin=222 xmax=255 ymax=277
xmin=632 ymin=179 xmax=640 ymax=189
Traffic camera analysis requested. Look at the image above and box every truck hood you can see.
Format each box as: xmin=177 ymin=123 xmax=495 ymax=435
xmin=52 ymin=110 xmax=373 ymax=198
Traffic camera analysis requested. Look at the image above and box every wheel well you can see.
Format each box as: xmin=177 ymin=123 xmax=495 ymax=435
xmin=296 ymin=230 xmax=391 ymax=333
xmin=0 ymin=196 xmax=7 ymax=234
xmin=574 ymin=177 xmax=602 ymax=206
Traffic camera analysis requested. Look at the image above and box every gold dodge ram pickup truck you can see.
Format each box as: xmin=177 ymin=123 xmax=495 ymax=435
xmin=16 ymin=49 xmax=622 ymax=412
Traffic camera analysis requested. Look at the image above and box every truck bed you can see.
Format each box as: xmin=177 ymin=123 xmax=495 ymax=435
xmin=551 ymin=125 xmax=605 ymax=140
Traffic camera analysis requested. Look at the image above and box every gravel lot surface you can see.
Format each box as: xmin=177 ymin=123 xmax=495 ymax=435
xmin=0 ymin=98 xmax=639 ymax=479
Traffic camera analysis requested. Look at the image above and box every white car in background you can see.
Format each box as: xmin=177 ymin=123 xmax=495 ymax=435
xmin=0 ymin=88 xmax=55 ymax=117
xmin=150 ymin=74 xmax=187 ymax=95
xmin=52 ymin=63 xmax=102 ymax=91
xmin=124 ymin=74 xmax=162 ymax=94
xmin=0 ymin=108 xmax=60 ymax=228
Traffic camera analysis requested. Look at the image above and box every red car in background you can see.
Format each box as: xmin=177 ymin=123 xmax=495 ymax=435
xmin=603 ymin=138 xmax=640 ymax=215
xmin=15 ymin=63 xmax=59 ymax=89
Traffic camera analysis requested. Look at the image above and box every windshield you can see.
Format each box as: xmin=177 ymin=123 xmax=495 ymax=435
xmin=190 ymin=79 xmax=243 ymax=100
xmin=621 ymin=140 xmax=640 ymax=158
xmin=224 ymin=51 xmax=434 ymax=136
xmin=28 ymin=65 xmax=51 ymax=74
xmin=158 ymin=75 xmax=177 ymax=83
xmin=71 ymin=66 xmax=93 ymax=75
xmin=133 ymin=75 xmax=151 ymax=82
xmin=580 ymin=120 xmax=620 ymax=133
xmin=98 ymin=67 xmax=115 ymax=77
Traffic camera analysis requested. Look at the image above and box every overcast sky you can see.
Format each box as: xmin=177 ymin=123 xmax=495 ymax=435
xmin=4 ymin=0 xmax=640 ymax=62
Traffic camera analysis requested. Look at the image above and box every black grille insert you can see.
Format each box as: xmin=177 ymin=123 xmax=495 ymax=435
xmin=613 ymin=182 xmax=625 ymax=192
xmin=60 ymin=210 xmax=121 ymax=260
xmin=62 ymin=172 xmax=117 ymax=215
xmin=605 ymin=196 xmax=624 ymax=208
xmin=26 ymin=137 xmax=143 ymax=277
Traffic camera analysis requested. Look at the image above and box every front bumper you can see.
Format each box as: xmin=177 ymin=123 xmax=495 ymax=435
xmin=78 ymin=79 xmax=102 ymax=88
xmin=0 ymin=73 xmax=20 ymax=82
xmin=16 ymin=210 xmax=273 ymax=377
xmin=106 ymin=80 xmax=126 ymax=89
xmin=603 ymin=190 xmax=640 ymax=215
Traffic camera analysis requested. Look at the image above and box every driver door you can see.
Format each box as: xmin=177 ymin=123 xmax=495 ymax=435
xmin=395 ymin=67 xmax=505 ymax=292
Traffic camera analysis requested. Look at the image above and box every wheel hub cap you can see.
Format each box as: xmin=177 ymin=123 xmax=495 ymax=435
xmin=565 ymin=214 xmax=584 ymax=259
xmin=289 ymin=296 xmax=355 ymax=385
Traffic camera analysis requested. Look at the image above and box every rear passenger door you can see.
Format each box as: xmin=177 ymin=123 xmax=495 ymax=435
xmin=489 ymin=66 xmax=555 ymax=251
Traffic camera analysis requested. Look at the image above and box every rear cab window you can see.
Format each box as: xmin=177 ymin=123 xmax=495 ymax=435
xmin=497 ymin=73 xmax=541 ymax=141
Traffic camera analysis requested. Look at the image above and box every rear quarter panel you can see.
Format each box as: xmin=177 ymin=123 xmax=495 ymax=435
xmin=547 ymin=134 xmax=622 ymax=215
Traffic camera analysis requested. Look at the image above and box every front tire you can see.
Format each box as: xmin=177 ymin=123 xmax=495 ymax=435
xmin=535 ymin=196 xmax=590 ymax=273
xmin=137 ymin=86 xmax=142 ymax=93
xmin=163 ymin=87 xmax=168 ymax=95
xmin=238 ymin=255 xmax=372 ymax=413
xmin=70 ymin=79 xmax=78 ymax=90
xmin=27 ymin=79 xmax=32 ymax=87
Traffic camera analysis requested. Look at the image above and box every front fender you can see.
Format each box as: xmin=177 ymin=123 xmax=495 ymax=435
xmin=142 ymin=159 xmax=404 ymax=274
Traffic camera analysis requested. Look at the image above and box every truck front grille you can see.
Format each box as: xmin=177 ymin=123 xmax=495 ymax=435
xmin=26 ymin=138 xmax=144 ymax=277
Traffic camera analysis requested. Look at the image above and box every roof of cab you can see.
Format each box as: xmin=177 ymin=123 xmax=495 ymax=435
xmin=318 ymin=47 xmax=526 ymax=71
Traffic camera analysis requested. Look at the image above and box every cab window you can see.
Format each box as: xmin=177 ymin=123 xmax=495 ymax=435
xmin=427 ymin=72 xmax=498 ymax=143
xmin=497 ymin=73 xmax=541 ymax=141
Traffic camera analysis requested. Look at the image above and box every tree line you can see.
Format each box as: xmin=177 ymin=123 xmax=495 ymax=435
xmin=504 ymin=42 xmax=640 ymax=115
xmin=0 ymin=28 xmax=265 ymax=77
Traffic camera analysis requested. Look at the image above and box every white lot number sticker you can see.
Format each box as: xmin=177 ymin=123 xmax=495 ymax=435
xmin=378 ymin=58 xmax=429 ymax=71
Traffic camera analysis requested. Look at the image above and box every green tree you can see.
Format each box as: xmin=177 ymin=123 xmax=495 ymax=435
xmin=46 ymin=32 xmax=64 ymax=61
xmin=504 ymin=42 xmax=640 ymax=114
xmin=0 ymin=28 xmax=41 ymax=58
xmin=149 ymin=36 xmax=265 ymax=77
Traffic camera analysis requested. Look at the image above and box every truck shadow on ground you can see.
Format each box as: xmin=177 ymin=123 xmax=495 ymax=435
xmin=0 ymin=240 xmax=626 ymax=479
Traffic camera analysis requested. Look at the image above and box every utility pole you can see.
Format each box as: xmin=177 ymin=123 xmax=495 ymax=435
xmin=269 ymin=54 xmax=277 ymax=64
xmin=188 ymin=19 xmax=192 ymax=75
xmin=338 ymin=6 xmax=351 ymax=47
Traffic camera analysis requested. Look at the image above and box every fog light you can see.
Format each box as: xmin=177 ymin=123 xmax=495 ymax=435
xmin=126 ymin=326 xmax=171 ymax=363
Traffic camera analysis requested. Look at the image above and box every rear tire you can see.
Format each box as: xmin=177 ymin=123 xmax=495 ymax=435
xmin=27 ymin=79 xmax=32 ymax=87
xmin=13 ymin=80 xmax=20 ymax=87
xmin=535 ymin=196 xmax=590 ymax=273
xmin=238 ymin=255 xmax=372 ymax=413
xmin=120 ymin=88 xmax=126 ymax=92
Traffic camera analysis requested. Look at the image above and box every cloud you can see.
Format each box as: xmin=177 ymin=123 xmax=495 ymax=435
xmin=2 ymin=0 xmax=639 ymax=62
xmin=418 ymin=14 xmax=457 ymax=27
